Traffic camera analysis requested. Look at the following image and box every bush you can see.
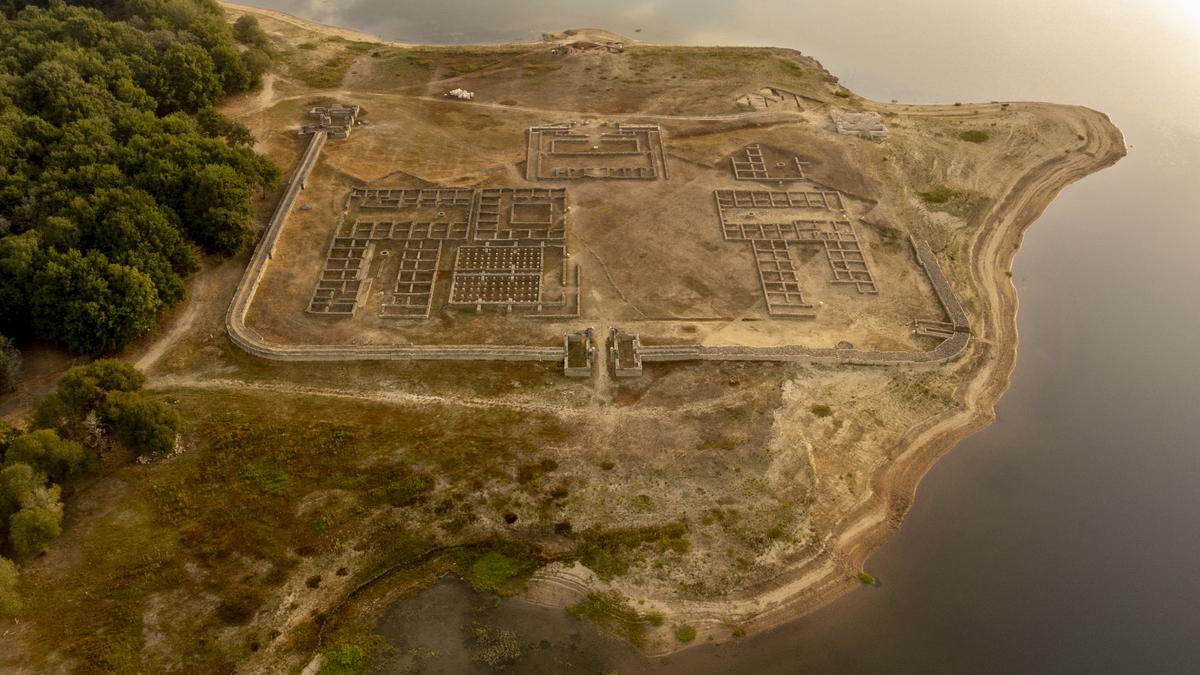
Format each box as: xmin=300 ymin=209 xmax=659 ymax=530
xmin=810 ymin=403 xmax=832 ymax=418
xmin=857 ymin=571 xmax=878 ymax=585
xmin=0 ymin=556 xmax=19 ymax=616
xmin=233 ymin=15 xmax=272 ymax=50
xmin=918 ymin=187 xmax=956 ymax=205
xmin=675 ymin=624 xmax=697 ymax=642
xmin=4 ymin=430 xmax=88 ymax=482
xmin=468 ymin=551 xmax=526 ymax=592
xmin=9 ymin=485 xmax=64 ymax=559
xmin=320 ymin=644 xmax=367 ymax=675
xmin=0 ymin=464 xmax=40 ymax=516
xmin=105 ymin=391 xmax=181 ymax=458
xmin=960 ymin=130 xmax=989 ymax=143
xmin=56 ymin=360 xmax=146 ymax=419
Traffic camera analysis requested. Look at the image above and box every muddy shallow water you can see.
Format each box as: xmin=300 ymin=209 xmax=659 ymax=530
xmin=257 ymin=0 xmax=1200 ymax=671
xmin=369 ymin=577 xmax=647 ymax=673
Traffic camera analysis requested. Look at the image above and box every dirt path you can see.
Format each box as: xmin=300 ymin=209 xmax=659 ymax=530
xmin=135 ymin=269 xmax=220 ymax=374
xmin=147 ymin=373 xmax=764 ymax=422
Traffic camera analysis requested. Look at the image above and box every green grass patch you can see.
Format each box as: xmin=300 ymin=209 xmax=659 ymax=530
xmin=466 ymin=550 xmax=535 ymax=594
xmin=575 ymin=520 xmax=691 ymax=579
xmin=567 ymin=591 xmax=648 ymax=647
xmin=319 ymin=643 xmax=367 ymax=674
xmin=675 ymin=624 xmax=697 ymax=642
xmin=857 ymin=571 xmax=878 ymax=585
xmin=919 ymin=186 xmax=957 ymax=204
xmin=291 ymin=49 xmax=361 ymax=88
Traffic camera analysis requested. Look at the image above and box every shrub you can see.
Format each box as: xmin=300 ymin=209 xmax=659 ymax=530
xmin=233 ymin=15 xmax=271 ymax=50
xmin=468 ymin=551 xmax=526 ymax=592
xmin=55 ymin=359 xmax=146 ymax=420
xmin=675 ymin=624 xmax=697 ymax=642
xmin=857 ymin=571 xmax=878 ymax=585
xmin=0 ymin=556 xmax=19 ymax=616
xmin=919 ymin=187 xmax=957 ymax=205
xmin=4 ymin=430 xmax=88 ymax=482
xmin=960 ymin=129 xmax=990 ymax=143
xmin=105 ymin=391 xmax=182 ymax=458
xmin=810 ymin=403 xmax=833 ymax=417
xmin=0 ymin=463 xmax=41 ymax=524
xmin=9 ymin=485 xmax=64 ymax=559
xmin=320 ymin=644 xmax=367 ymax=675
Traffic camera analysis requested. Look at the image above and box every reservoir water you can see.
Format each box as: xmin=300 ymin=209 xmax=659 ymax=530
xmin=254 ymin=1 xmax=1200 ymax=671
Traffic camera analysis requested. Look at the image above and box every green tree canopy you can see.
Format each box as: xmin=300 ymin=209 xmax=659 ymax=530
xmin=4 ymin=430 xmax=88 ymax=482
xmin=29 ymin=249 xmax=160 ymax=355
xmin=8 ymin=484 xmax=63 ymax=559
xmin=105 ymin=390 xmax=181 ymax=458
xmin=0 ymin=1 xmax=278 ymax=356
xmin=0 ymin=462 xmax=41 ymax=530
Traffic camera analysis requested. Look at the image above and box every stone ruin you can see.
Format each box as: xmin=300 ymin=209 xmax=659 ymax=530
xmin=563 ymin=328 xmax=595 ymax=377
xmin=735 ymin=87 xmax=804 ymax=112
xmin=308 ymin=186 xmax=580 ymax=320
xmin=608 ymin=327 xmax=643 ymax=377
xmin=526 ymin=122 xmax=669 ymax=180
xmin=300 ymin=104 xmax=361 ymax=139
xmin=730 ymin=144 xmax=810 ymax=182
xmin=714 ymin=189 xmax=879 ymax=318
xmin=830 ymin=109 xmax=887 ymax=141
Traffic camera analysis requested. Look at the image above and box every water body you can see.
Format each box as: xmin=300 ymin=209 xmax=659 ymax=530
xmin=256 ymin=1 xmax=1200 ymax=671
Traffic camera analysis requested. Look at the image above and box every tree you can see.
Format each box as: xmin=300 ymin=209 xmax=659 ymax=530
xmin=197 ymin=107 xmax=254 ymax=147
xmin=8 ymin=484 xmax=64 ymax=559
xmin=232 ymin=15 xmax=270 ymax=50
xmin=182 ymin=163 xmax=256 ymax=254
xmin=29 ymin=249 xmax=159 ymax=355
xmin=156 ymin=43 xmax=223 ymax=114
xmin=0 ymin=334 xmax=19 ymax=393
xmin=0 ymin=556 xmax=19 ymax=617
xmin=33 ymin=359 xmax=145 ymax=437
xmin=104 ymin=390 xmax=181 ymax=458
xmin=0 ymin=463 xmax=41 ymax=537
xmin=0 ymin=2 xmax=278 ymax=356
xmin=4 ymin=430 xmax=88 ymax=482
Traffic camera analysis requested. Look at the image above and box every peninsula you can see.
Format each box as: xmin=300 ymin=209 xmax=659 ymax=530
xmin=0 ymin=3 xmax=1125 ymax=671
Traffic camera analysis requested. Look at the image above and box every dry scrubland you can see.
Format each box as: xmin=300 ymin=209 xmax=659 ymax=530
xmin=0 ymin=3 xmax=1125 ymax=671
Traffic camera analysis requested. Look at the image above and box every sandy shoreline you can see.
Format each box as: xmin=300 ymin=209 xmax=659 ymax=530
xmin=222 ymin=0 xmax=1128 ymax=655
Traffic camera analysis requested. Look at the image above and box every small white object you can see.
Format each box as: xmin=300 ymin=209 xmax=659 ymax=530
xmin=447 ymin=88 xmax=475 ymax=100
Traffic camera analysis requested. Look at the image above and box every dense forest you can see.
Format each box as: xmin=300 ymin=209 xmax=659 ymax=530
xmin=0 ymin=0 xmax=278 ymax=361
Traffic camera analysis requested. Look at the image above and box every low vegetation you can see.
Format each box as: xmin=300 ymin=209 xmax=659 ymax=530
xmin=960 ymin=129 xmax=990 ymax=143
xmin=0 ymin=359 xmax=178 ymax=625
xmin=675 ymin=624 xmax=697 ymax=642
xmin=567 ymin=591 xmax=650 ymax=647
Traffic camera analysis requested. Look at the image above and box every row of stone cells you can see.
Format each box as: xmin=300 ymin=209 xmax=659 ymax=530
xmin=308 ymin=187 xmax=567 ymax=316
xmin=449 ymin=245 xmax=545 ymax=307
xmin=715 ymin=189 xmax=879 ymax=318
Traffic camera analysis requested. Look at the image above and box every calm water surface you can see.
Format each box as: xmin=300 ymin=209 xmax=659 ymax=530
xmin=258 ymin=1 xmax=1200 ymax=671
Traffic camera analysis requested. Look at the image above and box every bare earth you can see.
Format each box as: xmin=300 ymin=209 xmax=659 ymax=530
xmin=0 ymin=3 xmax=1125 ymax=670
